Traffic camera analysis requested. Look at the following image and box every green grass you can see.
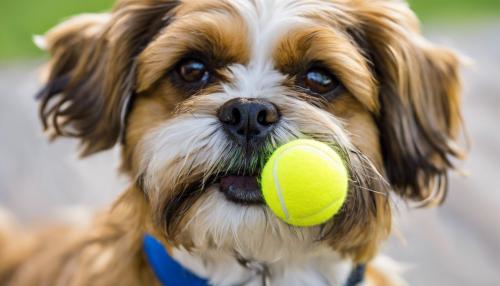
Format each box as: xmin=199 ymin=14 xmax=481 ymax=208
xmin=0 ymin=0 xmax=113 ymax=61
xmin=409 ymin=0 xmax=500 ymax=22
xmin=0 ymin=0 xmax=499 ymax=61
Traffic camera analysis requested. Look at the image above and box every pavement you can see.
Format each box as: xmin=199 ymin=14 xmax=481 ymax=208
xmin=1 ymin=22 xmax=499 ymax=286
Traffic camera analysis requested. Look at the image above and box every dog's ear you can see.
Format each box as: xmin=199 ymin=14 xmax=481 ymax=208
xmin=38 ymin=1 xmax=178 ymax=156
xmin=351 ymin=1 xmax=464 ymax=204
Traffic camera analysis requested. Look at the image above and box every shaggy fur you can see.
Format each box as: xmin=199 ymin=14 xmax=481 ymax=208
xmin=0 ymin=0 xmax=463 ymax=285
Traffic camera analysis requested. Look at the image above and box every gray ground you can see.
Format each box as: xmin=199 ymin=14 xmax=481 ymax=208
xmin=1 ymin=23 xmax=499 ymax=286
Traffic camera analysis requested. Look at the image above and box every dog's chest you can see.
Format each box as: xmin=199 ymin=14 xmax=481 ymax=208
xmin=172 ymin=247 xmax=354 ymax=286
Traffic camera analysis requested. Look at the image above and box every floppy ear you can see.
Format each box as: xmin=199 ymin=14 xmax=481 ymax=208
xmin=351 ymin=1 xmax=464 ymax=204
xmin=38 ymin=1 xmax=178 ymax=156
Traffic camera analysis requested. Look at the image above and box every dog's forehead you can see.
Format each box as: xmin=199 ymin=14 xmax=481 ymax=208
xmin=177 ymin=0 xmax=337 ymax=59
xmin=138 ymin=0 xmax=377 ymax=110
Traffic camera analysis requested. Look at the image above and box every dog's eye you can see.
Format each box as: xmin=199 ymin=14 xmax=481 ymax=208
xmin=301 ymin=67 xmax=341 ymax=97
xmin=176 ymin=59 xmax=210 ymax=84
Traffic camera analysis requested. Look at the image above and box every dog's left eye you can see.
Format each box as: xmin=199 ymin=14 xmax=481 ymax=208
xmin=176 ymin=59 xmax=210 ymax=84
xmin=299 ymin=67 xmax=341 ymax=98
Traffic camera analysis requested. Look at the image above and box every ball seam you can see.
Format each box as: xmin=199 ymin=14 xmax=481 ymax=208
xmin=273 ymin=150 xmax=290 ymax=220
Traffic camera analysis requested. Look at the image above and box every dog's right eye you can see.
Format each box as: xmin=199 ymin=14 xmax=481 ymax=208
xmin=176 ymin=59 xmax=210 ymax=84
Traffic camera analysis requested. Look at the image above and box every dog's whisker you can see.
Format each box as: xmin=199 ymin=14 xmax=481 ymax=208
xmin=351 ymin=184 xmax=387 ymax=196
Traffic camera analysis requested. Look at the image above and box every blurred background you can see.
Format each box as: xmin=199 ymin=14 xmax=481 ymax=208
xmin=0 ymin=1 xmax=499 ymax=285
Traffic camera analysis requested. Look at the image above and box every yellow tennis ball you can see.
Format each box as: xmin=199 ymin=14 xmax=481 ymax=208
xmin=261 ymin=139 xmax=348 ymax=227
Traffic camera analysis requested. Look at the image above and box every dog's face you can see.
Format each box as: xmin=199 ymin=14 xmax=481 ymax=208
xmin=38 ymin=0 xmax=463 ymax=263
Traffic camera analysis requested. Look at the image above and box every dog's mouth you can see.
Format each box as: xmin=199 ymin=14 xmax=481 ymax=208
xmin=188 ymin=173 xmax=264 ymax=205
xmin=218 ymin=175 xmax=264 ymax=205
xmin=178 ymin=150 xmax=271 ymax=206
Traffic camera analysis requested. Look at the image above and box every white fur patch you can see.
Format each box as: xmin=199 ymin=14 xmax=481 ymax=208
xmin=33 ymin=35 xmax=46 ymax=50
xmin=174 ymin=188 xmax=353 ymax=285
xmin=222 ymin=0 xmax=336 ymax=101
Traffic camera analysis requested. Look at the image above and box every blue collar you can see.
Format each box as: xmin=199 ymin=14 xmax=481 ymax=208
xmin=143 ymin=235 xmax=209 ymax=286
xmin=143 ymin=234 xmax=365 ymax=286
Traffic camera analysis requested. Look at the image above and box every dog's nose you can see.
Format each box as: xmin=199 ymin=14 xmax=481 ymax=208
xmin=218 ymin=98 xmax=280 ymax=146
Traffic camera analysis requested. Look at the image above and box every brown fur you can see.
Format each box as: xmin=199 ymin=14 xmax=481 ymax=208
xmin=353 ymin=1 xmax=464 ymax=204
xmin=2 ymin=0 xmax=463 ymax=285
xmin=1 ymin=190 xmax=160 ymax=286
xmin=39 ymin=1 xmax=179 ymax=156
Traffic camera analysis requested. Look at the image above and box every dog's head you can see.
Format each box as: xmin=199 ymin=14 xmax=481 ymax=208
xmin=38 ymin=0 xmax=463 ymax=262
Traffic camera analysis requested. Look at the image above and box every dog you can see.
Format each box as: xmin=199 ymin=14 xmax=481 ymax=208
xmin=0 ymin=0 xmax=464 ymax=285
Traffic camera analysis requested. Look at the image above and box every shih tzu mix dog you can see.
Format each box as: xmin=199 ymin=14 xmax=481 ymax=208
xmin=0 ymin=0 xmax=464 ymax=285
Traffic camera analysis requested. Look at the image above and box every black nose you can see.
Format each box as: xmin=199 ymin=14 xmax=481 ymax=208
xmin=218 ymin=98 xmax=280 ymax=146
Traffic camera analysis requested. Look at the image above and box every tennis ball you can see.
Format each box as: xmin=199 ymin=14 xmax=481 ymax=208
xmin=261 ymin=139 xmax=348 ymax=227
